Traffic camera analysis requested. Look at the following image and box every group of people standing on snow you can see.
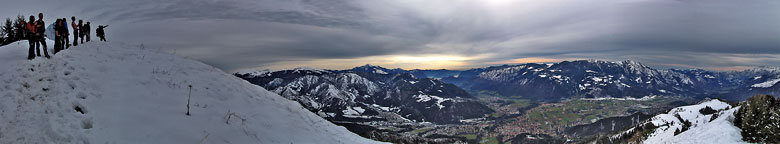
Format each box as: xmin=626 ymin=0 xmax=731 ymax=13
xmin=23 ymin=13 xmax=108 ymax=60
xmin=24 ymin=13 xmax=50 ymax=59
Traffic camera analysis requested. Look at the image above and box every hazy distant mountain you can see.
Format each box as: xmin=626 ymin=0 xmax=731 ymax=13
xmin=408 ymin=69 xmax=462 ymax=79
xmin=235 ymin=64 xmax=492 ymax=124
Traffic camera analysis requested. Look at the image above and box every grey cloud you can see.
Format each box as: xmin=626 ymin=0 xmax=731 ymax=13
xmin=2 ymin=0 xmax=780 ymax=72
xmin=111 ymin=19 xmax=422 ymax=71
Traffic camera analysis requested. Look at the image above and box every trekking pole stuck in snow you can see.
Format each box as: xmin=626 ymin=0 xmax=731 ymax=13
xmin=186 ymin=85 xmax=192 ymax=116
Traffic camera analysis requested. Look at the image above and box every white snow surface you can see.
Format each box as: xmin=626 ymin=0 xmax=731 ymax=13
xmin=0 ymin=40 xmax=381 ymax=143
xmin=413 ymin=94 xmax=451 ymax=109
xmin=751 ymin=78 xmax=780 ymax=88
xmin=373 ymin=69 xmax=388 ymax=74
xmin=643 ymin=99 xmax=745 ymax=144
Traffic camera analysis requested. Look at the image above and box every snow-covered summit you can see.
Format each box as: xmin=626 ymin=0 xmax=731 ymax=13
xmin=0 ymin=40 xmax=381 ymax=143
xmin=602 ymin=99 xmax=745 ymax=144
xmin=348 ymin=64 xmax=409 ymax=75
xmin=642 ymin=99 xmax=743 ymax=143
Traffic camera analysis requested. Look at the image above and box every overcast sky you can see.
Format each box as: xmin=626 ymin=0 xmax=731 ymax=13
xmin=3 ymin=0 xmax=780 ymax=72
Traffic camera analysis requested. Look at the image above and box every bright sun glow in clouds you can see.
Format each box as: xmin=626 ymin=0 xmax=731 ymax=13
xmin=260 ymin=54 xmax=489 ymax=71
xmin=393 ymin=55 xmax=471 ymax=63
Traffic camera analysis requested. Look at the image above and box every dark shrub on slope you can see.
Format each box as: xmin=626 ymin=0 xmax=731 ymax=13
xmin=735 ymin=94 xmax=780 ymax=143
xmin=699 ymin=106 xmax=717 ymax=115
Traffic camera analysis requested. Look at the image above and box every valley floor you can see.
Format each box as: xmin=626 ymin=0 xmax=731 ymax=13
xmin=335 ymin=94 xmax=696 ymax=143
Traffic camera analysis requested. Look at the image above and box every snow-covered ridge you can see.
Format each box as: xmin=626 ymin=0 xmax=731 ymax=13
xmin=292 ymin=66 xmax=328 ymax=73
xmin=234 ymin=66 xmax=329 ymax=78
xmin=641 ymin=99 xmax=745 ymax=144
xmin=0 ymin=40 xmax=381 ymax=143
xmin=751 ymin=78 xmax=780 ymax=88
xmin=234 ymin=68 xmax=271 ymax=77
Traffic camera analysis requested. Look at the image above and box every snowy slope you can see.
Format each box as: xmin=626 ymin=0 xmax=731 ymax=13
xmin=0 ymin=40 xmax=381 ymax=143
xmin=751 ymin=78 xmax=780 ymax=88
xmin=642 ymin=100 xmax=745 ymax=144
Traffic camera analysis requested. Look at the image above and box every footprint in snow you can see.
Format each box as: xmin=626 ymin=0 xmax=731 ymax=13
xmin=76 ymin=92 xmax=87 ymax=99
xmin=81 ymin=119 xmax=93 ymax=129
xmin=73 ymin=103 xmax=87 ymax=114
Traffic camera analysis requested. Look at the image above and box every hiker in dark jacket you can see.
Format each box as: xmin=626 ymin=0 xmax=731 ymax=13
xmin=55 ymin=18 xmax=68 ymax=53
xmin=78 ymin=20 xmax=84 ymax=44
xmin=35 ymin=13 xmax=50 ymax=58
xmin=54 ymin=19 xmax=61 ymax=54
xmin=62 ymin=18 xmax=70 ymax=48
xmin=97 ymin=25 xmax=108 ymax=41
xmin=71 ymin=16 xmax=78 ymax=46
xmin=85 ymin=22 xmax=91 ymax=42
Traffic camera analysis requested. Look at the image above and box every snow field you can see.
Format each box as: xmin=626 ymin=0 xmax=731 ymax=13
xmin=0 ymin=40 xmax=382 ymax=143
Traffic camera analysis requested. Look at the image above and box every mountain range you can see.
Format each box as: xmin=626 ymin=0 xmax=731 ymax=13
xmin=442 ymin=60 xmax=780 ymax=101
xmin=237 ymin=60 xmax=780 ymax=126
xmin=235 ymin=65 xmax=493 ymax=124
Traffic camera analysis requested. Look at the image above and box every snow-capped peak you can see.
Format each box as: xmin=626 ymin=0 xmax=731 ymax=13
xmin=355 ymin=64 xmax=385 ymax=70
xmin=350 ymin=64 xmax=394 ymax=74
